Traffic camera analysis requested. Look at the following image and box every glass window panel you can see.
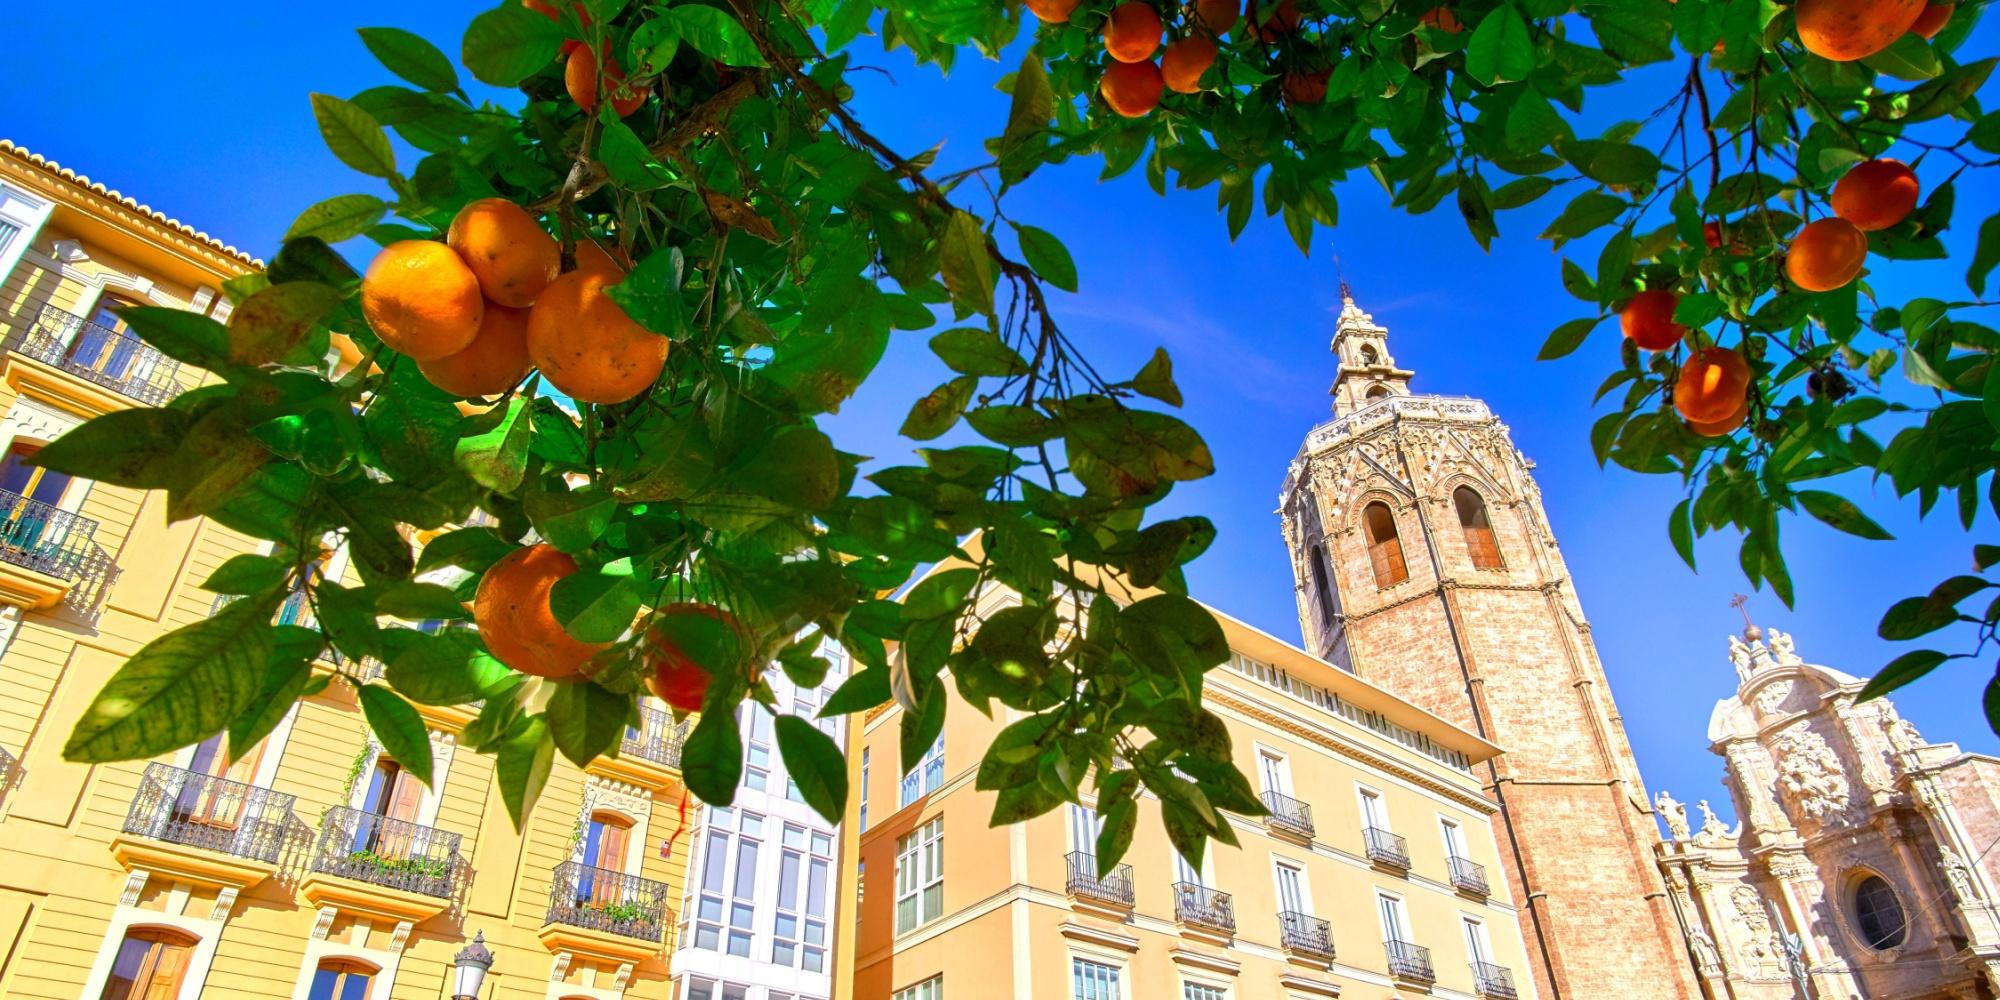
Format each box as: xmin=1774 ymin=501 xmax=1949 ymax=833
xmin=701 ymin=832 xmax=728 ymax=892
xmin=780 ymin=852 xmax=802 ymax=909
xmin=804 ymin=947 xmax=824 ymax=973
xmin=784 ymin=823 xmax=807 ymax=849
xmin=808 ymin=858 xmax=829 ymax=916
xmin=727 ymin=930 xmax=751 ymax=957
xmin=733 ymin=841 xmax=760 ymax=898
xmin=812 ymin=832 xmax=833 ymax=855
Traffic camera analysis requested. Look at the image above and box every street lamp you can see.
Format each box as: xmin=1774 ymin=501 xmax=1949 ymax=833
xmin=450 ymin=931 xmax=494 ymax=1000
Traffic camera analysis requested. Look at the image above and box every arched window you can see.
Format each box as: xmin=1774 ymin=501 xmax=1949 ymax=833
xmin=1359 ymin=344 xmax=1380 ymax=366
xmin=306 ymin=958 xmax=376 ymax=1000
xmin=1363 ymin=503 xmax=1408 ymax=587
xmin=1309 ymin=546 xmax=1338 ymax=625
xmin=1454 ymin=487 xmax=1503 ymax=570
xmin=1365 ymin=384 xmax=1390 ymax=401
xmin=1851 ymin=875 xmax=1908 ymax=950
xmin=99 ymin=927 xmax=197 ymax=1000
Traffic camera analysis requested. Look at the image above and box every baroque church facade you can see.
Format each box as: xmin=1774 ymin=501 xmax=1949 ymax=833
xmin=1654 ymin=623 xmax=2000 ymax=999
xmin=1278 ymin=290 xmax=1702 ymax=1000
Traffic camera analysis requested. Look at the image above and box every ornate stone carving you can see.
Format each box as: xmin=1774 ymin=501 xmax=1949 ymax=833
xmin=211 ymin=886 xmax=238 ymax=922
xmin=1944 ymin=845 xmax=1981 ymax=903
xmin=1693 ymin=801 xmax=1736 ymax=847
xmin=1768 ymin=628 xmax=1802 ymax=665
xmin=1687 ymin=925 xmax=1722 ymax=975
xmin=389 ymin=920 xmax=413 ymax=953
xmin=549 ymin=952 xmax=572 ymax=981
xmin=119 ymin=870 xmax=148 ymax=907
xmin=1770 ymin=725 xmax=1852 ymax=825
xmin=1658 ymin=791 xmax=1690 ymax=840
xmin=1753 ymin=680 xmax=1796 ymax=716
xmin=311 ymin=906 xmax=337 ymax=940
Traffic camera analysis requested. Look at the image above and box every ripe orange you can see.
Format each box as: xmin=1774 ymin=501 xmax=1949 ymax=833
xmin=565 ymin=44 xmax=647 ymax=117
xmin=1795 ymin=0 xmax=1925 ymax=60
xmin=1283 ymin=69 xmax=1330 ymax=104
xmin=473 ymin=544 xmax=607 ymax=678
xmin=447 ymin=198 xmax=560 ymax=309
xmin=1785 ymin=217 xmax=1869 ymax=292
xmin=418 ymin=303 xmax=532 ymax=397
xmin=1420 ymin=6 xmax=1464 ymax=32
xmin=1027 ymin=0 xmax=1081 ymax=20
xmin=1101 ymin=59 xmax=1165 ymax=117
xmin=1619 ymin=289 xmax=1686 ymax=351
xmin=645 ymin=603 xmax=750 ymax=713
xmin=1196 ymin=0 xmax=1241 ymax=34
xmin=1910 ymin=2 xmax=1952 ymax=36
xmin=1831 ymin=158 xmax=1919 ymax=232
xmin=1703 ymin=220 xmax=1723 ymax=249
xmin=1689 ymin=398 xmax=1750 ymax=437
xmin=1162 ymin=37 xmax=1218 ymax=93
xmin=574 ymin=240 xmax=627 ymax=279
xmin=526 ymin=269 xmax=670 ymax=404
xmin=360 ymin=241 xmax=483 ymax=361
xmin=1252 ymin=0 xmax=1302 ymax=39
xmin=1674 ymin=348 xmax=1752 ymax=424
xmin=1104 ymin=3 xmax=1164 ymax=62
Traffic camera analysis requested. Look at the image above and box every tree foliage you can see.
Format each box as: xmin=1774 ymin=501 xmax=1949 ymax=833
xmin=35 ymin=0 xmax=2000 ymax=870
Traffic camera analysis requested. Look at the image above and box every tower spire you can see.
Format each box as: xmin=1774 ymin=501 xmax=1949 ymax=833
xmin=1327 ymin=284 xmax=1413 ymax=417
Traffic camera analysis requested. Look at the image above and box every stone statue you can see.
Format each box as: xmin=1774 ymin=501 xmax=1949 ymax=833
xmin=1944 ymin=845 xmax=1980 ymax=903
xmin=1657 ymin=791 xmax=1691 ymax=841
xmin=1729 ymin=633 xmax=1754 ymax=679
xmin=1771 ymin=725 xmax=1852 ymax=823
xmin=1687 ymin=926 xmax=1721 ymax=974
xmin=1886 ymin=714 xmax=1924 ymax=753
xmin=1695 ymin=800 xmax=1733 ymax=844
xmin=1768 ymin=628 xmax=1801 ymax=665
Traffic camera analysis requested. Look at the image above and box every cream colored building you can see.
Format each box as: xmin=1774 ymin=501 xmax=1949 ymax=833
xmin=833 ymin=566 xmax=1540 ymax=1000
xmin=1656 ymin=623 xmax=2000 ymax=999
xmin=0 ymin=139 xmax=695 ymax=999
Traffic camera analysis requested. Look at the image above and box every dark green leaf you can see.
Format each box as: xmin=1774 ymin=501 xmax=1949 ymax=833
xmin=203 ymin=554 xmax=292 ymax=596
xmin=1857 ymin=649 xmax=1951 ymax=701
xmin=930 ymin=328 xmax=1029 ymax=377
xmin=776 ymin=715 xmax=849 ymax=823
xmin=461 ymin=2 xmax=563 ymax=87
xmin=309 ymin=93 xmax=398 ymax=179
xmin=359 ymin=26 xmax=460 ymax=93
xmin=1466 ymin=5 xmax=1534 ymax=85
xmin=682 ymin=708 xmax=744 ymax=805
xmin=1796 ymin=490 xmax=1894 ymax=541
xmin=547 ymin=681 xmax=631 ymax=768
xmin=284 ymin=194 xmax=389 ymax=244
xmin=1013 ymin=223 xmax=1077 ymax=292
xmin=358 ymin=685 xmax=434 ymax=786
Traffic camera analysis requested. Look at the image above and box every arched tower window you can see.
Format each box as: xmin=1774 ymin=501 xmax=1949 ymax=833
xmin=1850 ymin=875 xmax=1908 ymax=950
xmin=1454 ymin=487 xmax=1503 ymax=570
xmin=1359 ymin=344 xmax=1379 ymax=366
xmin=1309 ymin=545 xmax=1337 ymax=626
xmin=1363 ymin=502 xmax=1408 ymax=588
xmin=1365 ymin=384 xmax=1390 ymax=401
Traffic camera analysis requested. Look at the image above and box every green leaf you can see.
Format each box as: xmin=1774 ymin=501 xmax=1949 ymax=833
xmin=385 ymin=630 xmax=514 ymax=704
xmin=226 ymin=650 xmax=314 ymax=763
xmin=32 ymin=408 xmax=187 ymax=489
xmin=63 ymin=594 xmax=282 ymax=763
xmin=670 ymin=5 xmax=766 ymax=66
xmin=358 ymin=26 xmax=460 ymax=93
xmin=284 ymin=194 xmax=389 ymax=244
xmin=901 ymin=376 xmax=977 ymax=441
xmin=999 ymin=50 xmax=1057 ymax=185
xmin=775 ymin=715 xmax=849 ymax=823
xmin=1858 ymin=649 xmax=1951 ymax=701
xmin=938 ymin=211 xmax=997 ymax=316
xmin=309 ymin=93 xmax=398 ymax=179
xmin=203 ymin=554 xmax=292 ymax=596
xmin=965 ymin=405 xmax=1056 ymax=446
xmin=1564 ymin=141 xmax=1661 ymax=187
xmin=1013 ymin=223 xmax=1077 ymax=292
xmin=1861 ymin=32 xmax=1942 ymax=81
xmin=550 ymin=561 xmax=640 ymax=644
xmin=1095 ymin=796 xmax=1137 ymax=872
xmin=1969 ymin=212 xmax=2000 ymax=298
xmin=1537 ymin=317 xmax=1601 ymax=360
xmin=606 ymin=247 xmax=686 ymax=338
xmin=525 ymin=483 xmax=617 ymax=553
xmin=682 ymin=708 xmax=744 ymax=805
xmin=547 ymin=681 xmax=630 ymax=768
xmin=376 ymin=581 xmax=471 ymax=620
xmin=118 ymin=306 xmax=234 ymax=371
xmin=598 ymin=121 xmax=677 ymax=191
xmin=1669 ymin=498 xmax=1696 ymax=570
xmin=418 ymin=526 xmax=515 ymax=573
xmin=1466 ymin=5 xmax=1534 ymax=86
xmin=1986 ymin=671 xmax=2000 ymax=736
xmin=455 ymin=396 xmax=534 ymax=492
xmin=1796 ymin=490 xmax=1894 ymax=541
xmin=1128 ymin=348 xmax=1182 ymax=406
xmin=228 ymin=281 xmax=342 ymax=367
xmin=495 ymin=715 xmax=555 ymax=827
xmin=461 ymin=2 xmax=563 ymax=87
xmin=930 ymin=328 xmax=1029 ymax=377
xmin=358 ymin=685 xmax=434 ymax=786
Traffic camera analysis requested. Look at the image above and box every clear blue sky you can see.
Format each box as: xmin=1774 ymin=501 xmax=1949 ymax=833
xmin=6 ymin=2 xmax=1998 ymax=826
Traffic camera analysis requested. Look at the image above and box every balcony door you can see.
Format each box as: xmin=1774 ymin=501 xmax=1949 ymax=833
xmin=0 ymin=442 xmax=71 ymax=553
xmin=75 ymin=295 xmax=141 ymax=381
xmin=353 ymin=757 xmax=423 ymax=858
xmin=578 ymin=811 xmax=633 ymax=904
xmin=1378 ymin=892 xmax=1411 ymax=944
xmin=98 ymin=926 xmax=197 ymax=1000
xmin=1067 ymin=804 xmax=1100 ymax=856
xmin=1259 ymin=750 xmax=1290 ymax=797
xmin=1440 ymin=817 xmax=1468 ymax=861
xmin=175 ymin=732 xmax=265 ymax=830
xmin=1464 ymin=916 xmax=1492 ymax=965
xmin=1275 ymin=861 xmax=1307 ymax=915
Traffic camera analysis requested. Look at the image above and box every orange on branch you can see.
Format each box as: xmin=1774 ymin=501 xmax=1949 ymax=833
xmin=1785 ymin=217 xmax=1869 ymax=292
xmin=360 ymin=240 xmax=482 ymax=361
xmin=1420 ymin=6 xmax=1464 ymax=32
xmin=1795 ymin=0 xmax=1925 ymax=60
xmin=1101 ymin=59 xmax=1165 ymax=116
xmin=1196 ymin=0 xmax=1241 ymax=34
xmin=417 ymin=303 xmax=532 ymax=398
xmin=473 ymin=544 xmax=607 ymax=679
xmin=1162 ymin=36 xmax=1218 ymax=93
xmin=644 ymin=603 xmax=752 ymax=713
xmin=1831 ymin=158 xmax=1919 ymax=232
xmin=566 ymin=44 xmax=647 ymax=117
xmin=1282 ymin=68 xmax=1330 ymax=104
xmin=447 ymin=198 xmax=560 ymax=308
xmin=526 ymin=269 xmax=669 ymax=404
xmin=574 ymin=239 xmax=627 ymax=279
xmin=1027 ymin=0 xmax=1081 ymax=20
xmin=1674 ymin=347 xmax=1752 ymax=425
xmin=1910 ymin=2 xmax=1952 ymax=36
xmin=1252 ymin=0 xmax=1302 ymax=39
xmin=1689 ymin=398 xmax=1750 ymax=437
xmin=1104 ymin=3 xmax=1164 ymax=62
xmin=1619 ymin=289 xmax=1686 ymax=351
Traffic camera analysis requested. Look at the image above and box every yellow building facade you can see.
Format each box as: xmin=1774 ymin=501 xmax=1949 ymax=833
xmin=0 ymin=139 xmax=695 ymax=1000
xmin=834 ymin=573 xmax=1542 ymax=1000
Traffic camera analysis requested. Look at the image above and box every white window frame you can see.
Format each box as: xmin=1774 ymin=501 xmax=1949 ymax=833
xmin=1068 ymin=953 xmax=1130 ymax=1000
xmin=1462 ymin=913 xmax=1495 ymax=965
xmin=1377 ymin=890 xmax=1412 ymax=945
xmin=892 ymin=975 xmax=943 ymax=1000
xmin=1256 ymin=747 xmax=1292 ymax=798
xmin=1439 ymin=815 xmax=1469 ymax=862
xmin=895 ymin=816 xmax=944 ymax=934
xmin=1356 ymin=783 xmax=1390 ymax=833
xmin=1272 ymin=856 xmax=1312 ymax=916
xmin=901 ymin=735 xmax=945 ymax=807
xmin=1180 ymin=979 xmax=1230 ymax=1000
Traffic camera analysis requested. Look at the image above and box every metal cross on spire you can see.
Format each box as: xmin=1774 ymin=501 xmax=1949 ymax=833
xmin=1729 ymin=593 xmax=1762 ymax=641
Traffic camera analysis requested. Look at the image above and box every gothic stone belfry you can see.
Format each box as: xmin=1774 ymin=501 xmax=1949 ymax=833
xmin=1278 ymin=289 xmax=1702 ymax=1000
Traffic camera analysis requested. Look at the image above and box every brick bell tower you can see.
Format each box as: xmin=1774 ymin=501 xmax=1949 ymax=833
xmin=1278 ymin=287 xmax=1702 ymax=1000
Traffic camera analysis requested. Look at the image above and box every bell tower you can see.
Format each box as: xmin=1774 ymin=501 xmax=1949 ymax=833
xmin=1279 ymin=288 xmax=1702 ymax=1000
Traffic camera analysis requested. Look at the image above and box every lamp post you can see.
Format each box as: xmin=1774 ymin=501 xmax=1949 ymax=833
xmin=450 ymin=931 xmax=494 ymax=1000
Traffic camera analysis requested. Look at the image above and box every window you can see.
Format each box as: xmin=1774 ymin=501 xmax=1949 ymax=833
xmin=1366 ymin=384 xmax=1390 ymax=400
xmin=1454 ymin=487 xmax=1502 ymax=570
xmin=98 ymin=927 xmax=197 ymax=1000
xmin=1072 ymin=958 xmax=1120 ymax=1000
xmin=901 ymin=735 xmax=944 ymax=807
xmin=1068 ymin=804 xmax=1101 ymax=855
xmin=771 ymin=823 xmax=830 ymax=972
xmin=859 ymin=747 xmax=871 ymax=831
xmin=1378 ymin=892 xmax=1411 ymax=944
xmin=1257 ymin=751 xmax=1290 ymax=798
xmin=1441 ymin=818 xmax=1468 ymax=861
xmin=1358 ymin=787 xmax=1389 ymax=832
xmin=1183 ymin=984 xmax=1226 ymax=1000
xmin=0 ymin=221 xmax=18 ymax=256
xmin=1359 ymin=344 xmax=1380 ymax=365
xmin=577 ymin=811 xmax=633 ymax=904
xmin=1363 ymin=502 xmax=1408 ymax=587
xmin=1308 ymin=545 xmax=1337 ymax=626
xmin=894 ymin=976 xmax=942 ymax=1000
xmin=1463 ymin=915 xmax=1493 ymax=965
xmin=1274 ymin=861 xmax=1308 ymax=915
xmin=691 ymin=809 xmax=761 ymax=955
xmin=681 ymin=979 xmax=749 ymax=1000
xmin=895 ymin=817 xmax=944 ymax=932
xmin=307 ymin=958 xmax=375 ymax=1000
xmin=744 ymin=706 xmax=771 ymax=792
xmin=1851 ymin=875 xmax=1908 ymax=949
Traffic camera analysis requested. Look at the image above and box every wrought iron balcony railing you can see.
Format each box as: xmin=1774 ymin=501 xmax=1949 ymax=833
xmin=121 ymin=762 xmax=295 ymax=864
xmin=1172 ymin=882 xmax=1234 ymax=934
xmin=1065 ymin=851 xmax=1135 ymax=907
xmin=312 ymin=806 xmax=463 ymax=899
xmin=0 ymin=488 xmax=100 ymax=582
xmin=1262 ymin=789 xmax=1315 ymax=840
xmin=1450 ymin=855 xmax=1490 ymax=895
xmin=16 ymin=304 xmax=187 ymax=406
xmin=621 ymin=702 xmax=688 ymax=768
xmin=1386 ymin=939 xmax=1435 ymax=981
xmin=546 ymin=861 xmax=671 ymax=941
xmin=1279 ymin=910 xmax=1335 ymax=961
xmin=1473 ymin=960 xmax=1519 ymax=999
xmin=1364 ymin=826 xmax=1410 ymax=869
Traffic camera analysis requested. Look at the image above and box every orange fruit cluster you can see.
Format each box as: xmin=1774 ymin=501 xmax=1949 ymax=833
xmin=1620 ymin=289 xmax=1685 ymax=352
xmin=474 ymin=543 xmax=608 ymax=678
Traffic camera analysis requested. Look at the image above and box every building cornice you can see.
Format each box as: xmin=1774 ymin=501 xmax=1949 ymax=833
xmin=0 ymin=139 xmax=260 ymax=278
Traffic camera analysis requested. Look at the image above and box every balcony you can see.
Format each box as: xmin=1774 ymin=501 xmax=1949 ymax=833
xmin=1473 ymin=960 xmax=1519 ymax=999
xmin=543 ymin=861 xmax=672 ymax=949
xmin=0 ymin=490 xmax=107 ymax=610
xmin=12 ymin=304 xmax=186 ymax=407
xmin=111 ymin=763 xmax=297 ymax=889
xmin=1172 ymin=882 xmax=1235 ymax=935
xmin=1279 ymin=910 xmax=1335 ymax=963
xmin=1262 ymin=789 xmax=1315 ymax=842
xmin=312 ymin=807 xmax=463 ymax=898
xmin=1065 ymin=851 xmax=1135 ymax=909
xmin=586 ymin=702 xmax=688 ymax=792
xmin=1450 ymin=855 xmax=1490 ymax=896
xmin=1364 ymin=826 xmax=1410 ymax=870
xmin=1386 ymin=939 xmax=1436 ymax=983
